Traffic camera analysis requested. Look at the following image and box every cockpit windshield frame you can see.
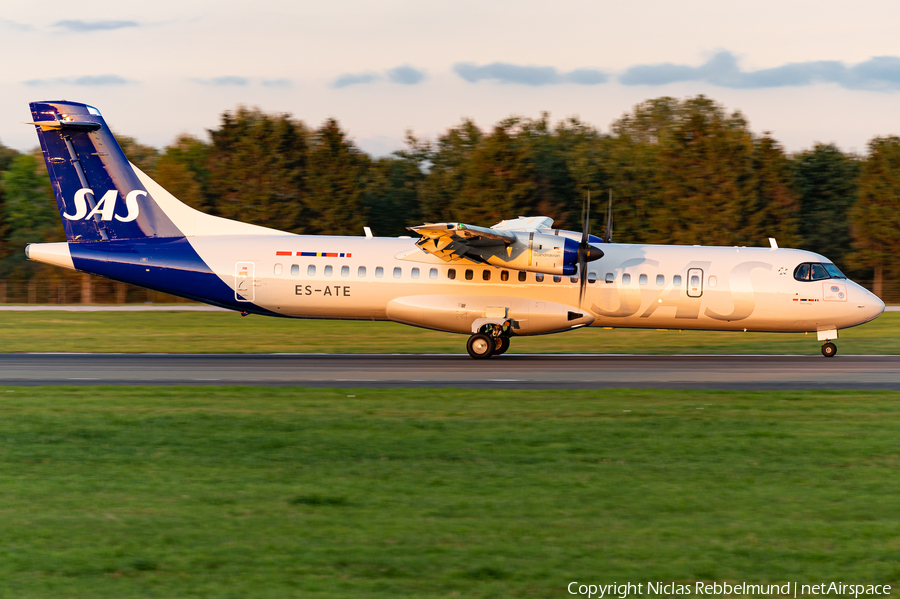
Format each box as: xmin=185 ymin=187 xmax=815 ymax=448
xmin=793 ymin=262 xmax=847 ymax=282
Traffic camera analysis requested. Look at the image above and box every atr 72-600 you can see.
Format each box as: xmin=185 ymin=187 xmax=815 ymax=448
xmin=24 ymin=101 xmax=884 ymax=358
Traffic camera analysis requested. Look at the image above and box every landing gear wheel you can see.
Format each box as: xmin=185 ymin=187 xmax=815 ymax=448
xmin=494 ymin=337 xmax=510 ymax=356
xmin=467 ymin=333 xmax=495 ymax=360
xmin=821 ymin=342 xmax=837 ymax=358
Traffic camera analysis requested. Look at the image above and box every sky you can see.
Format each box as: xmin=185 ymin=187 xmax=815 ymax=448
xmin=2 ymin=0 xmax=900 ymax=156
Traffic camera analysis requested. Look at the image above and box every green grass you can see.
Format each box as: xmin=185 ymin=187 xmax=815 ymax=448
xmin=0 ymin=310 xmax=898 ymax=354
xmin=0 ymin=386 xmax=898 ymax=597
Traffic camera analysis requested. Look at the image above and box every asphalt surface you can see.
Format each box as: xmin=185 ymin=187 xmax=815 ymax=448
xmin=1 ymin=353 xmax=899 ymax=390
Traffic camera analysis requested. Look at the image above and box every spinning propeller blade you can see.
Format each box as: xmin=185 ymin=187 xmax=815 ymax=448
xmin=578 ymin=191 xmax=591 ymax=306
xmin=603 ymin=189 xmax=613 ymax=243
xmin=577 ymin=190 xmax=607 ymax=306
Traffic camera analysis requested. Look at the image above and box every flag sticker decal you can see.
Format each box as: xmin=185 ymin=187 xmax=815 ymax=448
xmin=275 ymin=252 xmax=352 ymax=258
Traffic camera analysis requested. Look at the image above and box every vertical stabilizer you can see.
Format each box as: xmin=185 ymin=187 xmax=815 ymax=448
xmin=30 ymin=101 xmax=183 ymax=241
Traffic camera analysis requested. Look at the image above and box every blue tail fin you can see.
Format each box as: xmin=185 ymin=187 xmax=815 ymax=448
xmin=30 ymin=100 xmax=183 ymax=241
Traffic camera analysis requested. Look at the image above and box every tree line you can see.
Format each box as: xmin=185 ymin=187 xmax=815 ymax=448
xmin=1 ymin=95 xmax=899 ymax=299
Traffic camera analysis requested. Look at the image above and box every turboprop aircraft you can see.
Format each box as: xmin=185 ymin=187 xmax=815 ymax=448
xmin=24 ymin=100 xmax=885 ymax=358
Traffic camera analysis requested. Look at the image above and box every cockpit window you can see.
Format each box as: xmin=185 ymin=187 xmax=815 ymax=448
xmin=810 ymin=264 xmax=829 ymax=281
xmin=823 ymin=263 xmax=846 ymax=279
xmin=793 ymin=262 xmax=847 ymax=282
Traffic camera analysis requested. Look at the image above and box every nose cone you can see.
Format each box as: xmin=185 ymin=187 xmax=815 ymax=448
xmin=853 ymin=284 xmax=885 ymax=324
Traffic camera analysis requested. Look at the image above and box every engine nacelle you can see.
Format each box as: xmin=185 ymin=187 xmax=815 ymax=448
xmin=475 ymin=232 xmax=580 ymax=276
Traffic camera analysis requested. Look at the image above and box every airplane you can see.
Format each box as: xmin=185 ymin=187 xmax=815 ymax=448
xmin=24 ymin=100 xmax=885 ymax=359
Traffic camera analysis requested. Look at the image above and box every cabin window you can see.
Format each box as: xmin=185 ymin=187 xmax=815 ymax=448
xmin=307 ymin=265 xmax=316 ymax=276
xmin=690 ymin=274 xmax=700 ymax=288
xmin=274 ymin=264 xmax=283 ymax=275
xmin=569 ymin=276 xmax=578 ymax=283
xmin=324 ymin=265 xmax=333 ymax=276
xmin=639 ymin=274 xmax=648 ymax=285
xmin=622 ymin=273 xmax=631 ymax=285
xmin=448 ymin=269 xmax=456 ymax=280
xmin=605 ymin=272 xmax=615 ymax=284
xmin=465 ymin=269 xmax=474 ymax=281
xmin=553 ymin=275 xmax=562 ymax=283
xmin=341 ymin=266 xmax=349 ymax=277
xmin=393 ymin=267 xmax=402 ymax=278
xmin=673 ymin=274 xmax=682 ymax=286
xmin=518 ymin=272 xmax=527 ymax=282
xmin=656 ymin=274 xmax=665 ymax=286
xmin=358 ymin=266 xmax=366 ymax=277
xmin=501 ymin=270 xmax=509 ymax=281
xmin=482 ymin=270 xmax=491 ymax=281
xmin=291 ymin=264 xmax=299 ymax=276
xmin=411 ymin=267 xmax=420 ymax=279
xmin=375 ymin=266 xmax=384 ymax=278
xmin=709 ymin=275 xmax=717 ymax=287
xmin=588 ymin=271 xmax=597 ymax=284
xmin=429 ymin=268 xmax=438 ymax=279
xmin=535 ymin=274 xmax=545 ymax=282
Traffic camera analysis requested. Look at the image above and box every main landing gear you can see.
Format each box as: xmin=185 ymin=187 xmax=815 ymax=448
xmin=466 ymin=321 xmax=512 ymax=360
xmin=821 ymin=342 xmax=837 ymax=358
xmin=467 ymin=333 xmax=495 ymax=359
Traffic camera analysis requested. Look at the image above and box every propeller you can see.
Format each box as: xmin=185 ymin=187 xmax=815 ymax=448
xmin=603 ymin=189 xmax=613 ymax=243
xmin=577 ymin=191 xmax=604 ymax=306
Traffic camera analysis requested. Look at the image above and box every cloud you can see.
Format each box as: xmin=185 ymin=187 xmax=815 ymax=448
xmin=333 ymin=72 xmax=381 ymax=89
xmin=620 ymin=51 xmax=900 ymax=91
xmin=386 ymin=65 xmax=426 ymax=85
xmin=262 ymin=79 xmax=292 ymax=88
xmin=24 ymin=74 xmax=132 ymax=86
xmin=453 ymin=62 xmax=607 ymax=86
xmin=565 ymin=68 xmax=608 ymax=85
xmin=333 ymin=65 xmax=428 ymax=89
xmin=53 ymin=19 xmax=139 ymax=32
xmin=193 ymin=76 xmax=249 ymax=86
xmin=0 ymin=18 xmax=32 ymax=31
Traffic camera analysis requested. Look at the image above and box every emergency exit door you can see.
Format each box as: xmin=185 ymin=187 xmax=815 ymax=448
xmin=234 ymin=261 xmax=255 ymax=302
xmin=687 ymin=268 xmax=703 ymax=298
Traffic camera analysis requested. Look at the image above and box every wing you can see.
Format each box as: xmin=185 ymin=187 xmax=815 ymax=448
xmin=490 ymin=216 xmax=554 ymax=231
xmin=407 ymin=222 xmax=519 ymax=263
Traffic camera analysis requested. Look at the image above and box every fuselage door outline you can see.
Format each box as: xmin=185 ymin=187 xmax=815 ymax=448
xmin=234 ymin=261 xmax=255 ymax=302
xmin=687 ymin=268 xmax=704 ymax=298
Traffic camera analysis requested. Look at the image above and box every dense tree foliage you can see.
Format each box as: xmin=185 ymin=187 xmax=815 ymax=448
xmin=850 ymin=136 xmax=900 ymax=296
xmin=792 ymin=143 xmax=860 ymax=265
xmin=2 ymin=96 xmax=899 ymax=300
xmin=1 ymin=154 xmax=61 ymax=278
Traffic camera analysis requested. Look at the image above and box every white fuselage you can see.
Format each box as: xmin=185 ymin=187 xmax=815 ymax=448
xmin=185 ymin=235 xmax=884 ymax=336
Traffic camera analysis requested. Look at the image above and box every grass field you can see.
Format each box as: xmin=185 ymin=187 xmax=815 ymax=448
xmin=0 ymin=310 xmax=897 ymax=354
xmin=0 ymin=386 xmax=898 ymax=598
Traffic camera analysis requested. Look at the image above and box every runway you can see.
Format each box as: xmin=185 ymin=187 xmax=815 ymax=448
xmin=1 ymin=353 xmax=899 ymax=389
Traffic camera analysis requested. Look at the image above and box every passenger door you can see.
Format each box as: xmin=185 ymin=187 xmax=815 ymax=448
xmin=687 ymin=268 xmax=703 ymax=298
xmin=234 ymin=261 xmax=256 ymax=302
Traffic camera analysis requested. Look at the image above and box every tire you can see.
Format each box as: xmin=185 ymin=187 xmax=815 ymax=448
xmin=821 ymin=342 xmax=837 ymax=358
xmin=467 ymin=333 xmax=495 ymax=359
xmin=494 ymin=337 xmax=510 ymax=355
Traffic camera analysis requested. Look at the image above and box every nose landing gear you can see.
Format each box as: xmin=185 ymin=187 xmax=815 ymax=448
xmin=821 ymin=342 xmax=837 ymax=358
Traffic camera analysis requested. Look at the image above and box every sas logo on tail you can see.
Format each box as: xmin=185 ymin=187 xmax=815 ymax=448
xmin=64 ymin=188 xmax=143 ymax=223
